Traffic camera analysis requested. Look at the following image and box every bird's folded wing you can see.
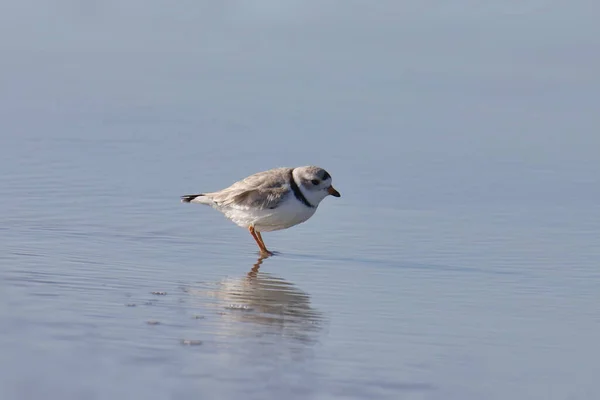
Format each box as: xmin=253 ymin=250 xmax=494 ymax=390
xmin=222 ymin=187 xmax=289 ymax=210
xmin=209 ymin=168 xmax=292 ymax=210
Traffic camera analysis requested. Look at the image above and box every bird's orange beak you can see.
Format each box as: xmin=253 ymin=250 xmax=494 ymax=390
xmin=327 ymin=186 xmax=341 ymax=197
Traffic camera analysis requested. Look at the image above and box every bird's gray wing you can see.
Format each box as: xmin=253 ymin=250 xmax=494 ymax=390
xmin=207 ymin=167 xmax=292 ymax=210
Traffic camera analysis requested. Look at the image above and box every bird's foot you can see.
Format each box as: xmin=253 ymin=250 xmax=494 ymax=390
xmin=259 ymin=250 xmax=275 ymax=258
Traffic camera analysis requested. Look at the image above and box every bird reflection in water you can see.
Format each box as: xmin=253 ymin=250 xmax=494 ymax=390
xmin=186 ymin=255 xmax=324 ymax=345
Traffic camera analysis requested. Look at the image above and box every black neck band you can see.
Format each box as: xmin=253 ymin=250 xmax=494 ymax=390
xmin=289 ymin=169 xmax=315 ymax=208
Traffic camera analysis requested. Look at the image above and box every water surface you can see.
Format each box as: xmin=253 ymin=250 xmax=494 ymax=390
xmin=1 ymin=2 xmax=600 ymax=399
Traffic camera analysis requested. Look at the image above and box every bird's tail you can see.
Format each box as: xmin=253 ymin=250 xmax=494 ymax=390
xmin=181 ymin=194 xmax=205 ymax=203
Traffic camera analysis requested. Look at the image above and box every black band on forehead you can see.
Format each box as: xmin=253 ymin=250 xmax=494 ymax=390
xmin=321 ymin=171 xmax=330 ymax=180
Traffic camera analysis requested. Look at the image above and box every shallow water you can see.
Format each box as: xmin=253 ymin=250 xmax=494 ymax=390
xmin=2 ymin=2 xmax=600 ymax=399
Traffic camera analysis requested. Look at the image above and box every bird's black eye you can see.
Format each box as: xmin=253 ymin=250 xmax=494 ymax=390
xmin=311 ymin=179 xmax=320 ymax=185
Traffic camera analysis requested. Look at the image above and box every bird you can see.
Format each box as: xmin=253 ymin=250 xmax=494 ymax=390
xmin=181 ymin=166 xmax=341 ymax=256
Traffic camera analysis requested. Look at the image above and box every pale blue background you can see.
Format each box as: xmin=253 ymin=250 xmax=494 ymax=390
xmin=1 ymin=1 xmax=599 ymax=399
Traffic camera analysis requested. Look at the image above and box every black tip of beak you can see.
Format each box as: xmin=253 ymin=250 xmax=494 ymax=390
xmin=328 ymin=186 xmax=341 ymax=197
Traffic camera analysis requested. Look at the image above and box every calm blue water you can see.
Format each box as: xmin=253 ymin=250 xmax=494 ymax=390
xmin=1 ymin=2 xmax=599 ymax=399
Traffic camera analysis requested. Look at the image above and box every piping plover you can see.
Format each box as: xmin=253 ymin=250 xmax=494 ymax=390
xmin=181 ymin=166 xmax=341 ymax=255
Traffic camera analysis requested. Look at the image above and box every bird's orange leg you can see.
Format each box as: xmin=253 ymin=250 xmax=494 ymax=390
xmin=249 ymin=226 xmax=272 ymax=255
xmin=255 ymin=231 xmax=271 ymax=254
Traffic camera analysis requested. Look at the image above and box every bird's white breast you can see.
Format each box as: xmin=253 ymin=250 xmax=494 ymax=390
xmin=222 ymin=195 xmax=316 ymax=232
